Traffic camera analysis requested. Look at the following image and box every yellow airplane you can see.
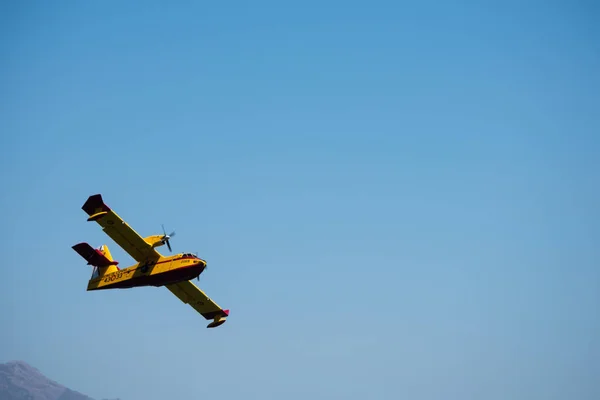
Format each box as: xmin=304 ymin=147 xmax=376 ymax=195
xmin=72 ymin=194 xmax=229 ymax=328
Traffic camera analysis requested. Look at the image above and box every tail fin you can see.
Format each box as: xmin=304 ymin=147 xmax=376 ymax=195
xmin=98 ymin=244 xmax=114 ymax=263
xmin=72 ymin=242 xmax=119 ymax=277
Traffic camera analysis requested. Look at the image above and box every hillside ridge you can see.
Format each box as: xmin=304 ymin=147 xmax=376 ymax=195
xmin=0 ymin=360 xmax=120 ymax=400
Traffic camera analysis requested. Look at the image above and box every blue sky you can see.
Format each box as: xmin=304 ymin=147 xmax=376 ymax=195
xmin=1 ymin=1 xmax=599 ymax=399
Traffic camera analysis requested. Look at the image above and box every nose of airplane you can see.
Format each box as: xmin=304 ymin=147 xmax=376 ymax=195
xmin=198 ymin=259 xmax=207 ymax=273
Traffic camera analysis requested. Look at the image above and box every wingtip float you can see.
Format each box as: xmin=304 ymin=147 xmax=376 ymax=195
xmin=72 ymin=193 xmax=230 ymax=329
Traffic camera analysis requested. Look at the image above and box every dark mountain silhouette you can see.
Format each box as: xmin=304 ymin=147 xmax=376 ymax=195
xmin=0 ymin=361 xmax=120 ymax=400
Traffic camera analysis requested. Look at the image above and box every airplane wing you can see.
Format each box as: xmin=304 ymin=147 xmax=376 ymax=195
xmin=81 ymin=194 xmax=160 ymax=262
xmin=165 ymin=280 xmax=230 ymax=328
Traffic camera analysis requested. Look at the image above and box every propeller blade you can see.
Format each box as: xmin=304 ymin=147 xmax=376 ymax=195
xmin=160 ymin=224 xmax=175 ymax=252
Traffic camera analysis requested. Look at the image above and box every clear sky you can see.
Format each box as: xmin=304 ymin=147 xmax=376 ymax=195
xmin=1 ymin=1 xmax=599 ymax=399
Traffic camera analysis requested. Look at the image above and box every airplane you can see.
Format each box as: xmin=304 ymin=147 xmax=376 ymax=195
xmin=71 ymin=194 xmax=229 ymax=328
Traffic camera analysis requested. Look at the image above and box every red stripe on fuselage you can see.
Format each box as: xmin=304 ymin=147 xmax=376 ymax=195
xmin=89 ymin=261 xmax=206 ymax=290
xmin=152 ymin=255 xmax=199 ymax=266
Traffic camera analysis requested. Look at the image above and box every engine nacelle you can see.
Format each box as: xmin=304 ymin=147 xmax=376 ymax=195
xmin=144 ymin=235 xmax=167 ymax=248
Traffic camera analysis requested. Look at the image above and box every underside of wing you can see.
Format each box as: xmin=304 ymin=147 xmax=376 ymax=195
xmin=81 ymin=194 xmax=160 ymax=262
xmin=165 ymin=280 xmax=229 ymax=328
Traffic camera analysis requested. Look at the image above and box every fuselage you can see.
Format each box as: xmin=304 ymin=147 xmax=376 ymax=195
xmin=87 ymin=253 xmax=206 ymax=291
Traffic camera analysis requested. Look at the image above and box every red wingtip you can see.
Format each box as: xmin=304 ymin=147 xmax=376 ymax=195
xmin=223 ymin=309 xmax=230 ymax=316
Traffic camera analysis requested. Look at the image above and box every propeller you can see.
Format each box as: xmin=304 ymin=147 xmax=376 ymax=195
xmin=195 ymin=252 xmax=206 ymax=281
xmin=161 ymin=224 xmax=176 ymax=252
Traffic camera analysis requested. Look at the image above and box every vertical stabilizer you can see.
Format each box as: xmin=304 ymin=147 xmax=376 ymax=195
xmin=97 ymin=244 xmax=119 ymax=276
xmin=99 ymin=245 xmax=114 ymax=262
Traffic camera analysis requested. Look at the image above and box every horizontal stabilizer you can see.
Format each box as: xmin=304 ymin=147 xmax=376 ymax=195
xmin=72 ymin=242 xmax=119 ymax=268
